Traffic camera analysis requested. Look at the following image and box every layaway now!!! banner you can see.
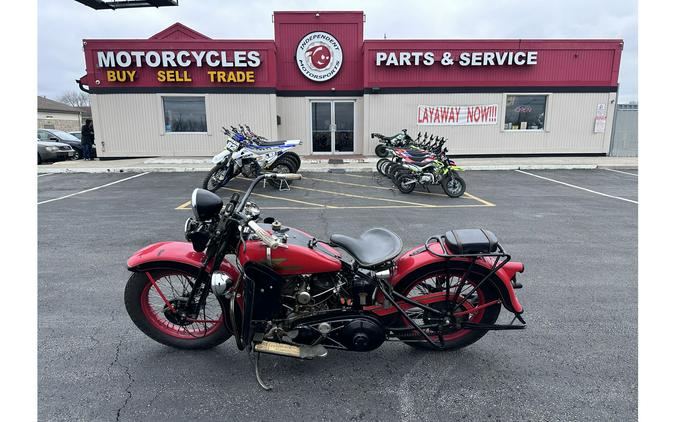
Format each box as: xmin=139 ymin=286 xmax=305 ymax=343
xmin=417 ymin=104 xmax=499 ymax=126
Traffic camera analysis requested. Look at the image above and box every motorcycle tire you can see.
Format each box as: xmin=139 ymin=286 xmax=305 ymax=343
xmin=442 ymin=173 xmax=466 ymax=198
xmin=376 ymin=158 xmax=390 ymax=176
xmin=203 ymin=163 xmax=229 ymax=192
xmin=381 ymin=161 xmax=393 ymax=177
xmin=267 ymin=156 xmax=296 ymax=188
xmin=395 ymin=173 xmax=417 ymax=194
xmin=391 ymin=167 xmax=410 ymax=181
xmin=394 ymin=261 xmax=501 ymax=351
xmin=375 ymin=144 xmax=389 ymax=158
xmin=280 ymin=151 xmax=301 ymax=172
xmin=387 ymin=163 xmax=403 ymax=179
xmin=124 ymin=270 xmax=231 ymax=350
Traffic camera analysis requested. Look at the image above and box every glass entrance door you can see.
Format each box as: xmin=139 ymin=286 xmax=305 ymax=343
xmin=311 ymin=101 xmax=355 ymax=154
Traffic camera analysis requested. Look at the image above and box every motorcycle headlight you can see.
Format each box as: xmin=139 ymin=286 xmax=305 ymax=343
xmin=191 ymin=188 xmax=223 ymax=221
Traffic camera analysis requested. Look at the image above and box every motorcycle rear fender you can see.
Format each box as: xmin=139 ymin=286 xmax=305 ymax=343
xmin=390 ymin=243 xmax=524 ymax=314
xmin=127 ymin=241 xmax=240 ymax=280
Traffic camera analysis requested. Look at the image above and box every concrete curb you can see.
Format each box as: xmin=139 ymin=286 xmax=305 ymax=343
xmin=35 ymin=163 xmax=639 ymax=174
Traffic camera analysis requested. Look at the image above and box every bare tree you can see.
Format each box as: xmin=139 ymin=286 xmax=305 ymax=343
xmin=58 ymin=90 xmax=90 ymax=107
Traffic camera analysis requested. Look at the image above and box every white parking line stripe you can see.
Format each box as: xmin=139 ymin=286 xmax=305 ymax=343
xmin=603 ymin=168 xmax=638 ymax=177
xmin=38 ymin=172 xmax=149 ymax=205
xmin=515 ymin=170 xmax=638 ymax=204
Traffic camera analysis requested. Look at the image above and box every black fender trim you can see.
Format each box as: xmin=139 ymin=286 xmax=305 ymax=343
xmin=128 ymin=261 xmax=202 ymax=275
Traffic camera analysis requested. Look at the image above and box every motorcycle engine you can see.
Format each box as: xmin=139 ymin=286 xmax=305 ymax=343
xmin=241 ymin=160 xmax=261 ymax=178
xmin=280 ymin=274 xmax=346 ymax=316
xmin=420 ymin=173 xmax=434 ymax=184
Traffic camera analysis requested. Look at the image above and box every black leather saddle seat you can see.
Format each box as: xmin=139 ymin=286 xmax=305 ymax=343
xmin=253 ymin=138 xmax=287 ymax=147
xmin=330 ymin=228 xmax=403 ymax=268
xmin=444 ymin=229 xmax=500 ymax=255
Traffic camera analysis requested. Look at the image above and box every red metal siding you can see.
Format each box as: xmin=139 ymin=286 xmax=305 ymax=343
xmin=273 ymin=11 xmax=363 ymax=92
xmin=79 ymin=14 xmax=622 ymax=93
xmin=363 ymin=40 xmax=622 ymax=88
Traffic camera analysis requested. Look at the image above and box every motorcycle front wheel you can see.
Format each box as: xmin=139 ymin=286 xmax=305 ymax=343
xmin=203 ymin=163 xmax=230 ymax=192
xmin=375 ymin=144 xmax=389 ymax=158
xmin=376 ymin=158 xmax=390 ymax=175
xmin=124 ymin=270 xmax=231 ymax=350
xmin=442 ymin=173 xmax=466 ymax=198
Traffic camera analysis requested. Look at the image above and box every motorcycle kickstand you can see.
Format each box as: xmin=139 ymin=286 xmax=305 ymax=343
xmin=277 ymin=179 xmax=290 ymax=192
xmin=253 ymin=352 xmax=272 ymax=391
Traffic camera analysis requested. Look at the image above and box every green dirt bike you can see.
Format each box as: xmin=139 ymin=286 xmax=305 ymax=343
xmin=381 ymin=148 xmax=465 ymax=198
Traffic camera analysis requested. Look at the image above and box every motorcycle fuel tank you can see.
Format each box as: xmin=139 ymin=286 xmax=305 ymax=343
xmin=238 ymin=225 xmax=342 ymax=275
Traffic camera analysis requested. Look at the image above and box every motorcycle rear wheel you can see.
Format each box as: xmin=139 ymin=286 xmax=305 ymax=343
xmin=395 ymin=173 xmax=417 ymax=194
xmin=395 ymin=262 xmax=501 ymax=351
xmin=124 ymin=270 xmax=231 ymax=350
xmin=280 ymin=151 xmax=301 ymax=172
xmin=267 ymin=157 xmax=296 ymax=188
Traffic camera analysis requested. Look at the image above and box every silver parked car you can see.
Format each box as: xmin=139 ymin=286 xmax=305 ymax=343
xmin=38 ymin=138 xmax=74 ymax=164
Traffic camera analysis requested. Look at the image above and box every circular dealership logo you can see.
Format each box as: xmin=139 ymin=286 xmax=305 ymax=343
xmin=296 ymin=31 xmax=342 ymax=82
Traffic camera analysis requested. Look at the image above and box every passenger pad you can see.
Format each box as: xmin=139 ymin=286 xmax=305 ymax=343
xmin=444 ymin=229 xmax=499 ymax=255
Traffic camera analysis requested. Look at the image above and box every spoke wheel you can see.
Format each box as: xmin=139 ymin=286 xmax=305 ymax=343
xmin=442 ymin=173 xmax=466 ymax=198
xmin=125 ymin=270 xmax=231 ymax=349
xmin=203 ymin=165 xmax=229 ymax=192
xmin=395 ymin=173 xmax=416 ymax=194
xmin=395 ymin=263 xmax=501 ymax=351
xmin=376 ymin=158 xmax=390 ymax=175
xmin=268 ymin=159 xmax=295 ymax=188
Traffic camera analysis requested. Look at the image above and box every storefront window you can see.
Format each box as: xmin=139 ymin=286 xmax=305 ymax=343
xmin=504 ymin=95 xmax=547 ymax=130
xmin=162 ymin=96 xmax=207 ymax=133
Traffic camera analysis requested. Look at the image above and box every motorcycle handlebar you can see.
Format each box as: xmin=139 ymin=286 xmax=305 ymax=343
xmin=247 ymin=220 xmax=287 ymax=249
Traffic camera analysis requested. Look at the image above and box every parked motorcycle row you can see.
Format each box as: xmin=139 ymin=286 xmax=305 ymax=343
xmin=124 ymin=126 xmax=527 ymax=390
xmin=373 ymin=129 xmax=467 ymax=198
xmin=203 ymin=125 xmax=302 ymax=191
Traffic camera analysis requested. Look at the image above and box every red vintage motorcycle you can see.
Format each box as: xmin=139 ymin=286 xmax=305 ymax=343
xmin=125 ymin=173 xmax=526 ymax=389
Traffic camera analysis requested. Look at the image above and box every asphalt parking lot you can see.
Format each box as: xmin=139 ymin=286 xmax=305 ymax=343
xmin=38 ymin=168 xmax=638 ymax=421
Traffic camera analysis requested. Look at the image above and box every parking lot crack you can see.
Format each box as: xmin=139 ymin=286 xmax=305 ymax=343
xmin=108 ymin=335 xmax=134 ymax=422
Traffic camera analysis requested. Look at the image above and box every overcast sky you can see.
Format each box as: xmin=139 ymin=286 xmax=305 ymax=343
xmin=38 ymin=0 xmax=637 ymax=102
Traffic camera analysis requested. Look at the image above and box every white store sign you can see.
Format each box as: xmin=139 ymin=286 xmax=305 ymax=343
xmin=417 ymin=104 xmax=499 ymax=126
xmin=376 ymin=51 xmax=538 ymax=67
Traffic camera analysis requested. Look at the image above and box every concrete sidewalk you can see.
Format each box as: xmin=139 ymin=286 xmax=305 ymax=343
xmin=37 ymin=155 xmax=638 ymax=174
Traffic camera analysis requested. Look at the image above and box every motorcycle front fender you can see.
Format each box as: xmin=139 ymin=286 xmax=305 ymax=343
xmin=212 ymin=150 xmax=231 ymax=164
xmin=389 ymin=242 xmax=525 ymax=314
xmin=127 ymin=241 xmax=240 ymax=280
